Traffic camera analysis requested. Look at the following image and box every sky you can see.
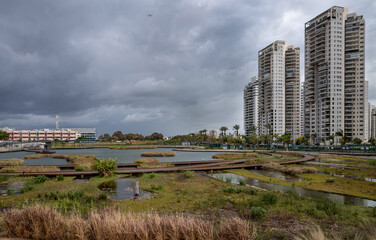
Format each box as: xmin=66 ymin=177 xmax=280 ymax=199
xmin=0 ymin=0 xmax=375 ymax=137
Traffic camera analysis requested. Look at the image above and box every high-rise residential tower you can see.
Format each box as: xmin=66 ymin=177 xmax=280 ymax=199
xmin=244 ymin=76 xmax=259 ymax=136
xmin=258 ymin=40 xmax=300 ymax=136
xmin=285 ymin=46 xmax=301 ymax=139
xmin=304 ymin=6 xmax=367 ymax=143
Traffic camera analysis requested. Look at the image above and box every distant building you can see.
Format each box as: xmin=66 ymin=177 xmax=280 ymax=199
xmin=369 ymin=103 xmax=376 ymax=139
xmin=3 ymin=128 xmax=77 ymax=141
xmin=208 ymin=130 xmax=218 ymax=138
xmin=244 ymin=76 xmax=259 ymax=136
xmin=68 ymin=128 xmax=96 ymax=142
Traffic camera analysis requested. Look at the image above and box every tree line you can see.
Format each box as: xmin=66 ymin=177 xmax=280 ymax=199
xmin=98 ymin=131 xmax=164 ymax=142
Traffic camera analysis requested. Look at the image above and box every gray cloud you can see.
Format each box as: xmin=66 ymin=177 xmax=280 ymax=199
xmin=0 ymin=0 xmax=375 ymax=136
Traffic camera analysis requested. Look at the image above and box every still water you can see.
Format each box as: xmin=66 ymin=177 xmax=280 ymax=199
xmin=0 ymin=148 xmax=220 ymax=165
xmin=211 ymin=172 xmax=376 ymax=207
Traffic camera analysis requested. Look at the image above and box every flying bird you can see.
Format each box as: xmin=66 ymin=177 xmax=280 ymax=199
xmin=147 ymin=13 xmax=152 ymax=17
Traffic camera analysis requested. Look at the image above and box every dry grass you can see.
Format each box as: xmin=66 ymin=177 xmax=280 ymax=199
xmin=217 ymin=216 xmax=254 ymax=240
xmin=3 ymin=206 xmax=258 ymax=240
xmin=134 ymin=158 xmax=159 ymax=164
xmin=263 ymin=163 xmax=317 ymax=175
xmin=3 ymin=206 xmax=68 ymax=240
xmin=0 ymin=158 xmax=24 ymax=166
xmin=138 ymin=163 xmax=173 ymax=169
xmin=1 ymin=166 xmax=60 ymax=173
xmin=24 ymin=154 xmax=97 ymax=166
xmin=110 ymin=146 xmax=157 ymax=150
xmin=212 ymin=153 xmax=258 ymax=160
xmin=141 ymin=152 xmax=175 ymax=157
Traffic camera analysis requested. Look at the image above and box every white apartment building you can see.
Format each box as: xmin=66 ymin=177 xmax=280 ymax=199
xmin=304 ymin=6 xmax=368 ymax=143
xmin=258 ymin=40 xmax=300 ymax=136
xmin=244 ymin=76 xmax=259 ymax=136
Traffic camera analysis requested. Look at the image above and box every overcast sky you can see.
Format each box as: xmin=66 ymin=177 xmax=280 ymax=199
xmin=0 ymin=0 xmax=375 ymax=136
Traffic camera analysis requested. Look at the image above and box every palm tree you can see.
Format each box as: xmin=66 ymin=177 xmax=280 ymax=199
xmin=233 ymin=125 xmax=240 ymax=138
xmin=249 ymin=125 xmax=257 ymax=136
xmin=335 ymin=130 xmax=344 ymax=145
xmin=219 ymin=126 xmax=228 ymax=137
xmin=264 ymin=123 xmax=272 ymax=135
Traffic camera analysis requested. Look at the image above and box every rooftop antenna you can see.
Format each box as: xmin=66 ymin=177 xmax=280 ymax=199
xmin=56 ymin=115 xmax=59 ymax=130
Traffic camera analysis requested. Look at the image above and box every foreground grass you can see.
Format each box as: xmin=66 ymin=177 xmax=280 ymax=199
xmin=0 ymin=172 xmax=375 ymax=239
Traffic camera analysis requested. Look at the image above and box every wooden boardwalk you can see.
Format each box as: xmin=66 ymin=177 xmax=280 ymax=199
xmin=0 ymin=154 xmax=315 ymax=177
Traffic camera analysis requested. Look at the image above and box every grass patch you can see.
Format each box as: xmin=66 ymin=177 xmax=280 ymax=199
xmin=184 ymin=171 xmax=196 ymax=178
xmin=134 ymin=158 xmax=159 ymax=164
xmin=140 ymin=152 xmax=175 ymax=157
xmin=263 ymin=162 xmax=317 ymax=175
xmin=0 ymin=159 xmax=24 ymax=166
xmin=1 ymin=166 xmax=59 ymax=173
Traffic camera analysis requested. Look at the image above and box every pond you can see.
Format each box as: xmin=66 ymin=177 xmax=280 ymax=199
xmin=98 ymin=178 xmax=152 ymax=200
xmin=317 ymin=171 xmax=376 ymax=183
xmin=0 ymin=181 xmax=24 ymax=195
xmin=210 ymin=172 xmax=376 ymax=207
xmin=0 ymin=148 xmax=221 ymax=166
xmin=250 ymin=169 xmax=303 ymax=182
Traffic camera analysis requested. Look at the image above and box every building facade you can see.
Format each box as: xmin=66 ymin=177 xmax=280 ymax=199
xmin=244 ymin=76 xmax=259 ymax=136
xmin=304 ymin=6 xmax=368 ymax=143
xmin=285 ymin=46 xmax=301 ymax=139
xmin=258 ymin=40 xmax=300 ymax=136
xmin=4 ymin=128 xmax=77 ymax=142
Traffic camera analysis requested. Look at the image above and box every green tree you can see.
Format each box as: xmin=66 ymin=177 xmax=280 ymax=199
xmin=233 ymin=125 xmax=240 ymax=138
xmin=219 ymin=126 xmax=228 ymax=137
xmin=278 ymin=134 xmax=292 ymax=150
xmin=0 ymin=130 xmax=10 ymax=140
xmin=311 ymin=133 xmax=317 ymax=145
xmin=249 ymin=125 xmax=257 ymax=136
xmin=353 ymin=138 xmax=362 ymax=145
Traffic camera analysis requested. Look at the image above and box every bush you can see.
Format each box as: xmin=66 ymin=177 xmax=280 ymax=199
xmin=250 ymin=206 xmax=268 ymax=219
xmin=6 ymin=169 xmax=16 ymax=173
xmin=222 ymin=186 xmax=244 ymax=194
xmin=150 ymin=183 xmax=164 ymax=191
xmin=239 ymin=179 xmax=246 ymax=186
xmin=326 ymin=178 xmax=335 ymax=183
xmin=184 ymin=171 xmax=196 ymax=178
xmin=98 ymin=193 xmax=107 ymax=200
xmin=315 ymin=200 xmax=342 ymax=216
xmin=92 ymin=158 xmax=118 ymax=177
xmin=225 ymin=177 xmax=232 ymax=183
xmin=0 ymin=175 xmax=10 ymax=182
xmin=142 ymin=173 xmax=156 ymax=179
xmin=261 ymin=192 xmax=278 ymax=205
xmin=247 ymin=187 xmax=259 ymax=195
xmin=32 ymin=175 xmax=48 ymax=184
xmin=57 ymin=175 xmax=64 ymax=181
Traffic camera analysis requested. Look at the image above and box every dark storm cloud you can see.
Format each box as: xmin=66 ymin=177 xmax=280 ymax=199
xmin=0 ymin=0 xmax=375 ymax=136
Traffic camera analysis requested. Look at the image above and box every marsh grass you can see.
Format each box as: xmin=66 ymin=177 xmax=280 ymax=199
xmin=0 ymin=158 xmax=24 ymax=166
xmin=263 ymin=163 xmax=317 ymax=175
xmin=134 ymin=158 xmax=159 ymax=164
xmin=1 ymin=166 xmax=60 ymax=173
xmin=141 ymin=152 xmax=175 ymax=157
xmin=3 ymin=206 xmax=255 ymax=240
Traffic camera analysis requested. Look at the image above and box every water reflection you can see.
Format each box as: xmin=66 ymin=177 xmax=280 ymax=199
xmin=210 ymin=173 xmax=376 ymax=207
xmin=251 ymin=169 xmax=303 ymax=182
xmin=98 ymin=178 xmax=152 ymax=200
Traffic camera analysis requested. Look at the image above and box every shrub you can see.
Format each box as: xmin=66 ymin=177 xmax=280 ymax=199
xmin=5 ymin=169 xmax=16 ymax=173
xmin=142 ymin=173 xmax=156 ymax=179
xmin=325 ymin=178 xmax=335 ymax=183
xmin=150 ymin=183 xmax=164 ymax=191
xmin=222 ymin=186 xmax=244 ymax=194
xmin=225 ymin=177 xmax=232 ymax=183
xmin=250 ymin=206 xmax=267 ymax=219
xmin=184 ymin=171 xmax=196 ymax=178
xmin=98 ymin=193 xmax=107 ymax=200
xmin=247 ymin=187 xmax=259 ymax=195
xmin=239 ymin=179 xmax=246 ymax=186
xmin=57 ymin=175 xmax=64 ymax=181
xmin=315 ymin=200 xmax=342 ymax=216
xmin=261 ymin=192 xmax=278 ymax=205
xmin=32 ymin=175 xmax=48 ymax=184
xmin=92 ymin=158 xmax=118 ymax=177
xmin=0 ymin=175 xmax=10 ymax=182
